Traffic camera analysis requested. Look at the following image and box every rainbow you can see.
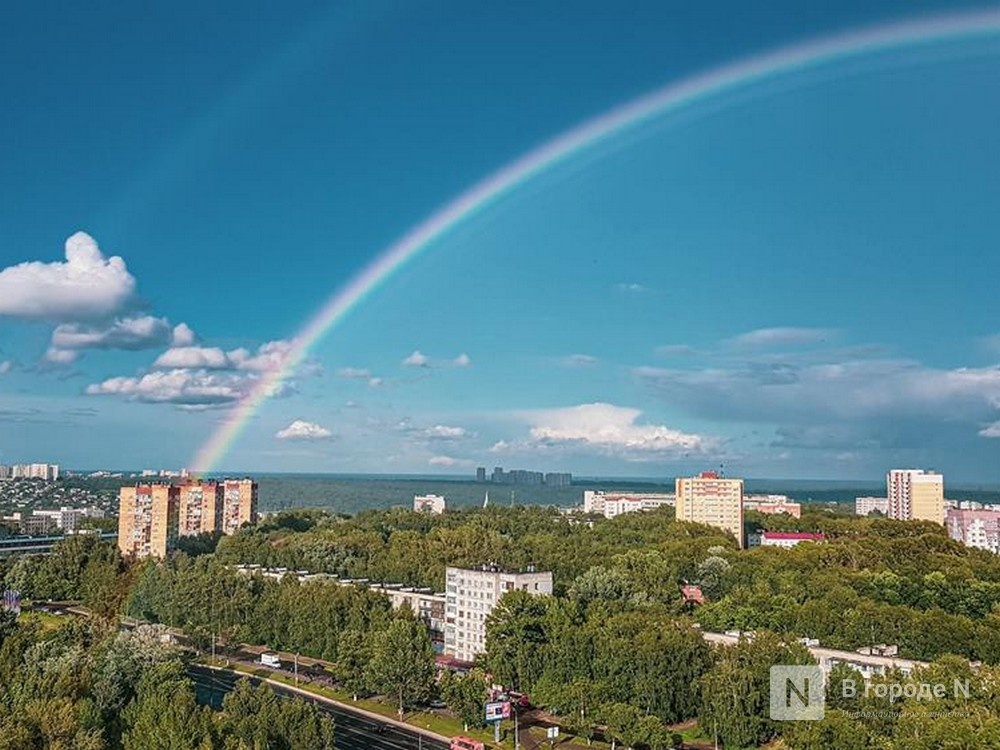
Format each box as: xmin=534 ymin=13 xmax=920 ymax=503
xmin=190 ymin=9 xmax=1000 ymax=474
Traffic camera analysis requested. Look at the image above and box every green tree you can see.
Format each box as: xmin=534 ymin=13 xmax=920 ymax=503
xmin=440 ymin=668 xmax=488 ymax=730
xmin=365 ymin=615 xmax=435 ymax=716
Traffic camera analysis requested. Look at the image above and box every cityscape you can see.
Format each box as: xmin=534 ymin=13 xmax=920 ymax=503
xmin=3 ymin=2 xmax=1000 ymax=749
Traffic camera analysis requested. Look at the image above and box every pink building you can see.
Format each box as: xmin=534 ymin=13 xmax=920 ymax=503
xmin=946 ymin=509 xmax=1000 ymax=554
xmin=744 ymin=494 xmax=802 ymax=518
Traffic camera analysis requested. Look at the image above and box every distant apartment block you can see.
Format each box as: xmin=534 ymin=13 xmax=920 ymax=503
xmin=414 ymin=494 xmax=446 ymax=514
xmin=946 ymin=508 xmax=1000 ymax=554
xmin=675 ymin=472 xmax=744 ymax=548
xmin=178 ymin=480 xmax=224 ymax=536
xmin=482 ymin=467 xmax=571 ymax=486
xmin=0 ymin=463 xmax=60 ymax=481
xmin=32 ymin=506 xmax=104 ymax=532
xmin=583 ymin=490 xmax=675 ymax=519
xmin=118 ymin=484 xmax=180 ymax=559
xmin=743 ymin=494 xmax=801 ymax=518
xmin=222 ymin=479 xmax=258 ymax=534
xmin=445 ymin=565 xmax=553 ymax=663
xmin=855 ymin=496 xmax=889 ymax=516
xmin=887 ymin=469 xmax=944 ymax=525
xmin=759 ymin=531 xmax=826 ymax=548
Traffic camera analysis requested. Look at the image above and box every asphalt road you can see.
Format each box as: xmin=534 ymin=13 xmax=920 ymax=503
xmin=189 ymin=664 xmax=451 ymax=750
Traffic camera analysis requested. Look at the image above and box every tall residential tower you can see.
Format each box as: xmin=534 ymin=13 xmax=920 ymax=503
xmin=675 ymin=471 xmax=745 ymax=547
xmin=887 ymin=469 xmax=944 ymax=525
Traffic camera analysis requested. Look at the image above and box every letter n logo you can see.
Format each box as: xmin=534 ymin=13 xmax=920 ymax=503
xmin=770 ymin=665 xmax=825 ymax=720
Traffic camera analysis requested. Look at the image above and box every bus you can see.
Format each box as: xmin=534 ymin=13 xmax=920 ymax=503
xmin=450 ymin=738 xmax=485 ymax=750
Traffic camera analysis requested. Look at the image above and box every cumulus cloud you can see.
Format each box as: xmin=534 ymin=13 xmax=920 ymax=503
xmin=153 ymin=346 xmax=233 ymax=370
xmin=276 ymin=419 xmax=333 ymax=441
xmin=0 ymin=361 xmax=11 ymax=375
xmin=44 ymin=347 xmax=79 ymax=365
xmin=85 ymin=368 xmax=295 ymax=406
xmin=980 ymin=422 xmax=1000 ymax=438
xmin=453 ymin=353 xmax=472 ymax=367
xmin=0 ymin=232 xmax=136 ymax=320
xmin=496 ymin=403 xmax=708 ymax=460
xmin=727 ymin=327 xmax=834 ymax=349
xmin=50 ymin=316 xmax=173 ymax=353
xmin=152 ymin=339 xmax=305 ymax=374
xmin=402 ymin=350 xmax=429 ymax=368
xmin=172 ymin=323 xmax=196 ymax=347
xmin=424 ymin=424 xmax=468 ymax=440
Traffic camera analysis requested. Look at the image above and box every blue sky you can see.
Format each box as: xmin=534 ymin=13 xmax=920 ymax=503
xmin=2 ymin=1 xmax=1000 ymax=481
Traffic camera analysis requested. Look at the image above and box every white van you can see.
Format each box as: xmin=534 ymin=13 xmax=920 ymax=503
xmin=260 ymin=652 xmax=281 ymax=669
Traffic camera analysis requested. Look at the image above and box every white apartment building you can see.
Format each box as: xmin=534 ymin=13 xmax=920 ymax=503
xmin=1 ymin=464 xmax=59 ymax=481
xmin=33 ymin=506 xmax=104 ymax=531
xmin=413 ymin=494 xmax=446 ymax=514
xmin=582 ymin=490 xmax=674 ymax=519
xmin=855 ymin=496 xmax=889 ymax=516
xmin=887 ymin=469 xmax=945 ymax=525
xmin=444 ymin=565 xmax=553 ymax=663
xmin=946 ymin=508 xmax=1000 ymax=554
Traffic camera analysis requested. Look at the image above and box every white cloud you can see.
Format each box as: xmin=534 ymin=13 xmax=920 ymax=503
xmin=727 ymin=327 xmax=833 ymax=348
xmin=44 ymin=347 xmax=79 ymax=365
xmin=403 ymin=350 xmax=429 ymax=368
xmin=424 ymin=424 xmax=468 ymax=440
xmin=429 ymin=455 xmax=472 ymax=467
xmin=506 ymin=403 xmax=708 ymax=460
xmin=0 ymin=361 xmax=11 ymax=375
xmin=453 ymin=353 xmax=472 ymax=367
xmin=51 ymin=316 xmax=173 ymax=352
xmin=276 ymin=419 xmax=333 ymax=441
xmin=153 ymin=346 xmax=233 ymax=369
xmin=152 ymin=339 xmax=304 ymax=375
xmin=172 ymin=323 xmax=196 ymax=347
xmin=561 ymin=354 xmax=599 ymax=367
xmin=0 ymin=232 xmax=136 ymax=320
xmin=84 ymin=368 xmax=293 ymax=405
xmin=980 ymin=422 xmax=1000 ymax=438
xmin=368 ymin=377 xmax=384 ymax=388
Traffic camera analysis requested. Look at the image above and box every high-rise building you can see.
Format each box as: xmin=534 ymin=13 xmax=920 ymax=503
xmin=675 ymin=472 xmax=745 ymax=547
xmin=444 ymin=565 xmax=553 ymax=663
xmin=222 ymin=479 xmax=258 ymax=535
xmin=476 ymin=467 xmax=487 ymax=482
xmin=178 ymin=480 xmax=224 ymax=536
xmin=118 ymin=484 xmax=180 ymax=559
xmin=887 ymin=470 xmax=944 ymax=525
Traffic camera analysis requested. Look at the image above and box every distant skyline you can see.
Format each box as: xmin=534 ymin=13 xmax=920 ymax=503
xmin=2 ymin=2 xmax=1000 ymax=481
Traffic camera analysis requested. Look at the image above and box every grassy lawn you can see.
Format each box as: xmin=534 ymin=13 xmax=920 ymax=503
xmin=19 ymin=610 xmax=69 ymax=631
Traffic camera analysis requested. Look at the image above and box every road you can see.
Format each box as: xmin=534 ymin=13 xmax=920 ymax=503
xmin=189 ymin=664 xmax=451 ymax=750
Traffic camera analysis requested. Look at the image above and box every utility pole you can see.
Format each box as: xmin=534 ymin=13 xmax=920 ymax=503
xmin=294 ymin=653 xmax=299 ymax=684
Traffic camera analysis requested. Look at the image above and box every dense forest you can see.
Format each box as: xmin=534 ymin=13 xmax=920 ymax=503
xmin=0 ymin=612 xmax=334 ymax=749
xmin=4 ymin=504 xmax=1000 ymax=748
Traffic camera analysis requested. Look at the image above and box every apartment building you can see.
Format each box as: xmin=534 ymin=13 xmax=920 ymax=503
xmin=759 ymin=531 xmax=826 ymax=548
xmin=178 ymin=480 xmax=224 ymax=536
xmin=855 ymin=496 xmax=890 ymax=516
xmin=675 ymin=472 xmax=745 ymax=547
xmin=444 ymin=565 xmax=553 ymax=663
xmin=744 ymin=494 xmax=801 ymax=518
xmin=118 ymin=484 xmax=180 ymax=559
xmin=582 ymin=490 xmax=674 ymax=519
xmin=946 ymin=508 xmax=1000 ymax=554
xmin=887 ymin=470 xmax=944 ymax=525
xmin=222 ymin=479 xmax=258 ymax=534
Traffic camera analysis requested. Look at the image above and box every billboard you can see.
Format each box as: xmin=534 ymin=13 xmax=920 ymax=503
xmin=2 ymin=590 xmax=21 ymax=616
xmin=484 ymin=701 xmax=511 ymax=722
